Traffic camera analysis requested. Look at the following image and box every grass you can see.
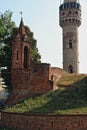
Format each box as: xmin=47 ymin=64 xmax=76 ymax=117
xmin=57 ymin=73 xmax=87 ymax=86
xmin=5 ymin=74 xmax=87 ymax=114
xmin=0 ymin=127 xmax=16 ymax=130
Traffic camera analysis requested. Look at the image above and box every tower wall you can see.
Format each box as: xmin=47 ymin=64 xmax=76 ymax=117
xmin=63 ymin=25 xmax=79 ymax=73
xmin=59 ymin=1 xmax=81 ymax=73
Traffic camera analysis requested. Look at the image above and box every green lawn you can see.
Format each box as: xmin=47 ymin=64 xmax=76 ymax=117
xmin=5 ymin=74 xmax=87 ymax=114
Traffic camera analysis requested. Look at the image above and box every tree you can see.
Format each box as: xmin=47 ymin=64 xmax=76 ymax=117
xmin=0 ymin=10 xmax=16 ymax=90
xmin=25 ymin=26 xmax=41 ymax=63
xmin=0 ymin=10 xmax=41 ymax=91
xmin=0 ymin=10 xmax=15 ymax=67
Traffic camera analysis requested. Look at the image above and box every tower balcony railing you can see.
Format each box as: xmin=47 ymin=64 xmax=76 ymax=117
xmin=59 ymin=2 xmax=81 ymax=11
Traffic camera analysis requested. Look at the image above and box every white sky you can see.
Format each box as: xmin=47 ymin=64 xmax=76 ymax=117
xmin=0 ymin=0 xmax=87 ymax=73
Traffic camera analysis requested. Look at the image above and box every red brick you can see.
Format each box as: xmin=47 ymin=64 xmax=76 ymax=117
xmin=1 ymin=112 xmax=87 ymax=130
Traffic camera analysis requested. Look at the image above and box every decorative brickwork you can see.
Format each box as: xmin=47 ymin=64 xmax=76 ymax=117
xmin=2 ymin=111 xmax=87 ymax=130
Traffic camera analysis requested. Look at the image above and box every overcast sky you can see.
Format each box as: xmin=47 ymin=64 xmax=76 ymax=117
xmin=0 ymin=0 xmax=87 ymax=73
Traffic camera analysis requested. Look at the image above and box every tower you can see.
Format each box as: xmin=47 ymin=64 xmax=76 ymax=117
xmin=11 ymin=18 xmax=32 ymax=92
xmin=59 ymin=0 xmax=81 ymax=73
xmin=12 ymin=18 xmax=31 ymax=70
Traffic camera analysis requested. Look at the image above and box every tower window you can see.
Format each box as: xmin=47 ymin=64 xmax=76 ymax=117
xmin=73 ymin=19 xmax=75 ymax=22
xmin=24 ymin=46 xmax=29 ymax=68
xmin=62 ymin=12 xmax=65 ymax=15
xmin=69 ymin=65 xmax=73 ymax=73
xmin=69 ymin=11 xmax=71 ymax=14
xmin=75 ymin=11 xmax=78 ymax=15
xmin=69 ymin=39 xmax=72 ymax=49
xmin=69 ymin=19 xmax=71 ymax=22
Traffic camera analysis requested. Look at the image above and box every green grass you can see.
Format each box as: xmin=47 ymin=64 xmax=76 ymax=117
xmin=5 ymin=74 xmax=87 ymax=114
xmin=0 ymin=127 xmax=16 ymax=130
xmin=57 ymin=73 xmax=87 ymax=86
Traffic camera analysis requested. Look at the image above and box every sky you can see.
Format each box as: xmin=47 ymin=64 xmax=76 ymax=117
xmin=0 ymin=0 xmax=87 ymax=73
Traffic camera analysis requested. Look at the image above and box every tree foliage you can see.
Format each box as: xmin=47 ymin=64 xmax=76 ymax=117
xmin=0 ymin=10 xmax=41 ymax=90
xmin=0 ymin=10 xmax=15 ymax=90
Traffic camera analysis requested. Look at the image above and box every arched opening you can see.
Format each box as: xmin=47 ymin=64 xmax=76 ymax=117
xmin=69 ymin=65 xmax=73 ymax=73
xmin=69 ymin=39 xmax=72 ymax=48
xmin=24 ymin=46 xmax=28 ymax=68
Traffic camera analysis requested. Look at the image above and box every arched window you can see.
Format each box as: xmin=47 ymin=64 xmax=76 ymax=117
xmin=69 ymin=65 xmax=73 ymax=73
xmin=69 ymin=39 xmax=72 ymax=48
xmin=24 ymin=46 xmax=28 ymax=68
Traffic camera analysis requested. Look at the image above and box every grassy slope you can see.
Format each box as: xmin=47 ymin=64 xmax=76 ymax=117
xmin=5 ymin=74 xmax=87 ymax=114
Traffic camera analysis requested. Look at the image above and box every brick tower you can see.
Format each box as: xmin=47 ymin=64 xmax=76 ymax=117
xmin=7 ymin=17 xmax=65 ymax=105
xmin=8 ymin=18 xmax=32 ymax=105
xmin=59 ymin=0 xmax=81 ymax=73
xmin=11 ymin=18 xmax=31 ymax=89
xmin=12 ymin=18 xmax=31 ymax=70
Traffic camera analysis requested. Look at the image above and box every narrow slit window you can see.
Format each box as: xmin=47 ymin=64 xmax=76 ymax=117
xmin=16 ymin=50 xmax=18 ymax=60
xmin=69 ymin=39 xmax=72 ymax=48
xmin=24 ymin=46 xmax=29 ymax=68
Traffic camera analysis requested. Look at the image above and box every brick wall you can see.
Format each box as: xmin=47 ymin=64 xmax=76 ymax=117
xmin=7 ymin=63 xmax=53 ymax=105
xmin=30 ymin=63 xmax=52 ymax=94
xmin=50 ymin=67 xmax=64 ymax=90
xmin=1 ymin=111 xmax=87 ymax=130
xmin=50 ymin=67 xmax=64 ymax=81
xmin=7 ymin=65 xmax=65 ymax=105
xmin=11 ymin=63 xmax=53 ymax=94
